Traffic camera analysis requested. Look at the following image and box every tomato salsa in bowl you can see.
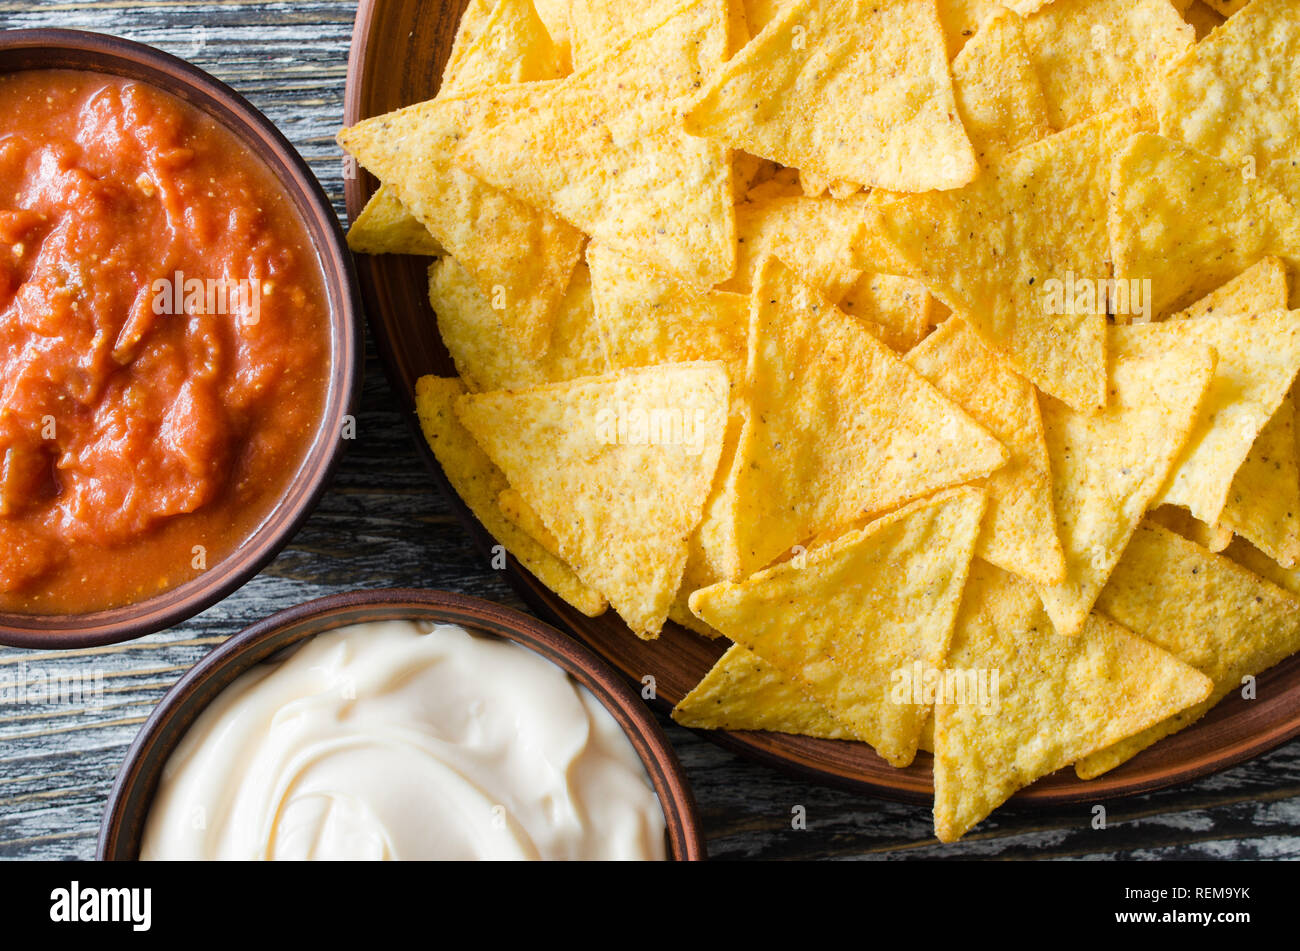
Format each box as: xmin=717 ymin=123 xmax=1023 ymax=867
xmin=0 ymin=31 xmax=362 ymax=648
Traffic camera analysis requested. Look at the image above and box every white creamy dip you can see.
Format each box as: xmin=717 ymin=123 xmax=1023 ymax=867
xmin=140 ymin=620 xmax=667 ymax=860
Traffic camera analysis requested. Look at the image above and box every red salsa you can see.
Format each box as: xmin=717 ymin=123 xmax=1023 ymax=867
xmin=0 ymin=70 xmax=329 ymax=615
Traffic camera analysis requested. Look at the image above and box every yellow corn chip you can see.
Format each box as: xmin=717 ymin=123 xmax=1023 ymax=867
xmin=1149 ymin=505 xmax=1232 ymax=552
xmin=531 ymin=0 xmax=574 ymax=61
xmin=1182 ymin=2 xmax=1226 ymax=40
xmin=691 ymin=487 xmax=988 ymax=768
xmin=673 ymin=644 xmax=854 ymax=738
xmin=840 ymin=273 xmax=934 ymax=353
xmin=414 ymin=376 xmax=607 ymax=618
xmin=1159 ymin=0 xmax=1300 ymax=205
xmin=569 ymin=0 xmax=681 ymax=68
xmin=1111 ymin=311 xmax=1300 ymax=525
xmin=729 ymin=258 xmax=1007 ymax=577
xmin=874 ymin=110 xmax=1144 ymax=411
xmin=685 ymin=0 xmax=978 ymax=192
xmin=723 ymin=193 xmax=870 ymax=303
xmin=339 ymin=88 xmax=585 ymax=357
xmin=934 ymin=559 xmax=1213 ymax=842
xmin=1080 ymin=522 xmax=1300 ymax=777
xmin=937 ymin=0 xmax=1001 ymax=59
xmin=454 ymin=0 xmax=736 ymax=288
xmin=497 ymin=487 xmax=558 ymax=552
xmin=907 ymin=318 xmax=1066 ymax=586
xmin=1226 ymin=536 xmax=1300 ymax=597
xmin=429 ymin=257 xmax=608 ymax=393
xmin=1218 ymin=397 xmax=1300 ymax=568
xmin=950 ymin=7 xmax=1053 ymax=163
xmin=742 ymin=0 xmax=786 ymax=34
xmin=1170 ymin=257 xmax=1290 ymax=322
xmin=668 ymin=598 xmax=724 ymax=639
xmin=1019 ymin=0 xmax=1193 ymax=130
xmin=918 ymin=712 xmax=935 ymax=755
xmin=1204 ymin=0 xmax=1248 ymax=14
xmin=347 ymin=185 xmax=442 ymax=257
xmin=1034 ymin=338 xmax=1217 ymax=636
xmin=1109 ymin=133 xmax=1300 ymax=318
xmin=585 ymin=242 xmax=748 ymax=589
xmin=441 ymin=0 xmax=499 ymax=90
xmin=441 ymin=0 xmax=567 ymax=95
xmin=456 ymin=363 xmax=730 ymax=639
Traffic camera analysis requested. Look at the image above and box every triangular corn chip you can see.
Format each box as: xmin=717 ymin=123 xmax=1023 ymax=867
xmin=1227 ymin=536 xmax=1300 ymax=597
xmin=937 ymin=0 xmax=1001 ymax=60
xmin=1111 ymin=311 xmax=1300 ymax=525
xmin=1203 ymin=0 xmax=1248 ymax=14
xmin=728 ymin=258 xmax=1007 ymax=577
xmin=441 ymin=0 xmax=500 ymax=89
xmin=339 ymin=89 xmax=585 ymax=357
xmin=1217 ymin=397 xmax=1300 ymax=568
xmin=724 ymin=193 xmax=870 ymax=302
xmin=840 ymin=273 xmax=934 ymax=353
xmin=429 ymin=258 xmax=608 ymax=393
xmin=530 ymin=0 xmax=574 ymax=66
xmin=1182 ymin=2 xmax=1226 ymax=40
xmin=586 ymin=242 xmax=748 ymax=589
xmin=691 ymin=487 xmax=988 ymax=767
xmin=569 ymin=0 xmax=683 ymax=68
xmin=454 ymin=0 xmax=736 ymax=287
xmin=456 ymin=363 xmax=729 ymax=638
xmin=1109 ymin=133 xmax=1300 ymax=318
xmin=441 ymin=0 xmax=567 ymax=95
xmin=685 ymin=0 xmax=977 ymax=192
xmin=1019 ymin=0 xmax=1193 ymax=130
xmin=1080 ymin=522 xmax=1300 ymax=777
xmin=414 ymin=376 xmax=607 ymax=618
xmin=874 ymin=110 xmax=1144 ymax=410
xmin=1170 ymin=257 xmax=1290 ymax=322
xmin=1158 ymin=0 xmax=1300 ymax=207
xmin=1149 ymin=505 xmax=1231 ymax=552
xmin=742 ymin=0 xmax=785 ymax=34
xmin=950 ymin=8 xmax=1052 ymax=163
xmin=998 ymin=0 xmax=1053 ymax=13
xmin=1034 ymin=338 xmax=1217 ymax=636
xmin=934 ymin=559 xmax=1213 ymax=842
xmin=672 ymin=644 xmax=855 ymax=739
xmin=346 ymin=185 xmax=441 ymax=257
xmin=906 ymin=318 xmax=1066 ymax=586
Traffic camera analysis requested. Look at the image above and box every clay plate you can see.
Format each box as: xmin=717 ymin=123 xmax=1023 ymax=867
xmin=342 ymin=0 xmax=1300 ymax=806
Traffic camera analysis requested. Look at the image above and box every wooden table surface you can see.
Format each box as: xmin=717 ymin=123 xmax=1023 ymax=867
xmin=2 ymin=0 xmax=1298 ymax=862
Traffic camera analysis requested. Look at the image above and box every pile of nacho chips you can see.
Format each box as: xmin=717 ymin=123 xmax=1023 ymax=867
xmin=339 ymin=0 xmax=1300 ymax=842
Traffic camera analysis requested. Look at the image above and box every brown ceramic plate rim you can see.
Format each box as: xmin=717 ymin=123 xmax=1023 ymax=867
xmin=96 ymin=589 xmax=706 ymax=861
xmin=342 ymin=0 xmax=1300 ymax=809
xmin=0 ymin=30 xmax=364 ymax=650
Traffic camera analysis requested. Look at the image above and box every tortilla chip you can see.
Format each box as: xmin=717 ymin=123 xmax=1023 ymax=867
xmin=1019 ymin=0 xmax=1193 ymax=130
xmin=1170 ymin=257 xmax=1290 ymax=322
xmin=673 ymin=644 xmax=855 ymax=738
xmin=454 ymin=0 xmax=736 ymax=288
xmin=742 ymin=0 xmax=786 ymax=34
xmin=456 ymin=363 xmax=729 ymax=639
xmin=728 ymin=258 xmax=1007 ymax=577
xmin=413 ymin=376 xmax=607 ymax=618
xmin=1034 ymin=338 xmax=1217 ymax=636
xmin=441 ymin=0 xmax=567 ymax=94
xmin=1111 ymin=311 xmax=1300 ymax=525
xmin=840 ymin=273 xmax=934 ymax=353
xmin=936 ymin=0 xmax=1001 ymax=59
xmin=918 ymin=712 xmax=935 ymax=755
xmin=724 ymin=193 xmax=870 ymax=303
xmin=906 ymin=318 xmax=1066 ymax=586
xmin=950 ymin=7 xmax=1053 ymax=163
xmin=1159 ymin=0 xmax=1300 ymax=205
xmin=998 ymin=0 xmax=1054 ymax=13
xmin=569 ymin=0 xmax=683 ymax=68
xmin=873 ymin=110 xmax=1144 ymax=411
xmin=1182 ymin=2 xmax=1226 ymax=40
xmin=429 ymin=257 xmax=607 ymax=393
xmin=1148 ymin=504 xmax=1232 ymax=552
xmin=531 ymin=0 xmax=574 ymax=60
xmin=338 ymin=89 xmax=586 ymax=357
xmin=691 ymin=487 xmax=988 ymax=768
xmin=1109 ymin=133 xmax=1300 ymax=319
xmin=1204 ymin=0 xmax=1248 ymax=14
xmin=1080 ymin=522 xmax=1300 ymax=777
xmin=934 ymin=559 xmax=1213 ymax=842
xmin=441 ymin=0 xmax=500 ymax=89
xmin=684 ymin=0 xmax=978 ymax=192
xmin=497 ymin=487 xmax=557 ymax=552
xmin=1226 ymin=536 xmax=1300 ymax=596
xmin=668 ymin=598 xmax=723 ymax=639
xmin=347 ymin=185 xmax=442 ymax=256
xmin=586 ymin=242 xmax=748 ymax=588
xmin=1217 ymin=397 xmax=1300 ymax=568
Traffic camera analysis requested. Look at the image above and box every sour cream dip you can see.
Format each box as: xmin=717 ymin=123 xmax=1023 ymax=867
xmin=140 ymin=620 xmax=667 ymax=860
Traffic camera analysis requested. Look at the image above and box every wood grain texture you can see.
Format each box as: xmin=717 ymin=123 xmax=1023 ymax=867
xmin=1 ymin=0 xmax=1298 ymax=861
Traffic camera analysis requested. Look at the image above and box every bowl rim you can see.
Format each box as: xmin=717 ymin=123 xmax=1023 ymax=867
xmin=0 ymin=29 xmax=364 ymax=649
xmin=96 ymin=588 xmax=708 ymax=861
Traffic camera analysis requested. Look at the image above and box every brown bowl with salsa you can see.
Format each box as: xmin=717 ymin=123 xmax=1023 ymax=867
xmin=0 ymin=31 xmax=362 ymax=648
